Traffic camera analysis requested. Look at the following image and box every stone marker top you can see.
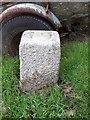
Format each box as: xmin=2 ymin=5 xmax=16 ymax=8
xmin=20 ymin=30 xmax=60 ymax=46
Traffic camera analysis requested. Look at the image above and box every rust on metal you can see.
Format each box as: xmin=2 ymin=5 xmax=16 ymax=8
xmin=45 ymin=4 xmax=49 ymax=14
xmin=0 ymin=3 xmax=62 ymax=30
xmin=45 ymin=0 xmax=49 ymax=14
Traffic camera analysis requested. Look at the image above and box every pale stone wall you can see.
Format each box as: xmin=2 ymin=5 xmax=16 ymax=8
xmin=19 ymin=30 xmax=60 ymax=92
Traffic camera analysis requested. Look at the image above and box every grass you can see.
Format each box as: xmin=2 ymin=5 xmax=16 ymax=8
xmin=1 ymin=37 xmax=88 ymax=119
xmin=60 ymin=38 xmax=88 ymax=118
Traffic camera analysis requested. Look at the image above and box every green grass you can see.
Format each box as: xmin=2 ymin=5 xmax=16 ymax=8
xmin=1 ymin=38 xmax=88 ymax=119
xmin=60 ymin=38 xmax=88 ymax=118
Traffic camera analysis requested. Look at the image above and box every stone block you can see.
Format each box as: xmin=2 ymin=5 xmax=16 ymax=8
xmin=19 ymin=30 xmax=60 ymax=91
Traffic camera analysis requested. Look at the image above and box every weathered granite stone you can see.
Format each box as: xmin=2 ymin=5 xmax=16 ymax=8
xmin=19 ymin=30 xmax=60 ymax=91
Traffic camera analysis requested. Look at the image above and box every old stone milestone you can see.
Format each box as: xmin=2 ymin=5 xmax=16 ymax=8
xmin=19 ymin=30 xmax=61 ymax=91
